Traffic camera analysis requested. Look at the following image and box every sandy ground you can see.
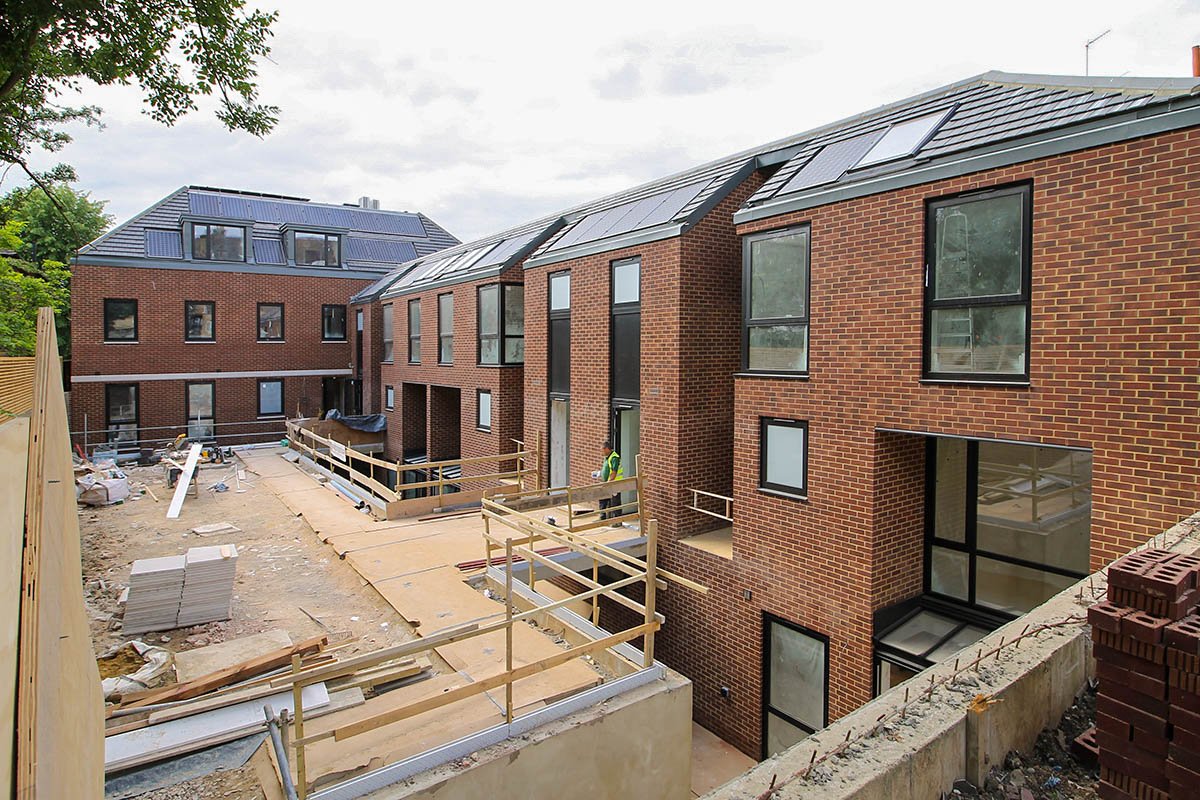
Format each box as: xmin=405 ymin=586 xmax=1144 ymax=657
xmin=82 ymin=454 xmax=420 ymax=799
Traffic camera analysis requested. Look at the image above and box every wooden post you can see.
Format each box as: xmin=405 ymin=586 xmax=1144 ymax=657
xmin=504 ymin=538 xmax=514 ymax=725
xmin=643 ymin=519 xmax=658 ymax=668
xmin=535 ymin=431 xmax=543 ymax=490
xmin=291 ymin=654 xmax=307 ymax=800
xmin=591 ymin=557 xmax=600 ymax=625
xmin=635 ymin=454 xmax=647 ymax=533
xmin=437 ymin=465 xmax=445 ymax=500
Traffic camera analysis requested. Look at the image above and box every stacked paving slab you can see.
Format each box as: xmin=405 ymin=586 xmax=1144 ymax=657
xmin=122 ymin=556 xmax=187 ymax=634
xmin=1088 ymin=548 xmax=1200 ymax=800
xmin=176 ymin=545 xmax=238 ymax=627
xmin=123 ymin=545 xmax=238 ymax=634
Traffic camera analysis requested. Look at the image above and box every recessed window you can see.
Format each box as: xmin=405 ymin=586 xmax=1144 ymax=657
xmin=760 ymin=418 xmax=808 ymax=496
xmin=549 ymin=271 xmax=571 ymax=312
xmin=763 ymin=615 xmax=828 ymax=758
xmin=925 ymin=184 xmax=1031 ymax=381
xmin=549 ymin=271 xmax=571 ymax=396
xmin=613 ymin=260 xmax=640 ymax=305
xmin=184 ymin=301 xmax=215 ymax=341
xmin=611 ymin=259 xmax=640 ymax=402
xmin=295 ymin=232 xmax=339 ymax=266
xmin=381 ymin=304 xmax=394 ymax=362
xmin=105 ymin=383 xmax=138 ymax=450
xmin=477 ymin=389 xmax=492 ymax=431
xmin=258 ymin=303 xmax=283 ymax=340
xmin=186 ymin=382 xmax=215 ymax=440
xmin=104 ymin=299 xmax=138 ymax=341
xmin=743 ymin=227 xmax=809 ymax=374
xmin=258 ymin=379 xmax=283 ymax=417
xmin=322 ymin=304 xmax=347 ymax=341
xmin=384 ymin=385 xmax=394 ymax=411
xmin=407 ymin=298 xmax=421 ymax=363
xmin=192 ymin=224 xmax=245 ymax=261
xmin=438 ymin=293 xmax=454 ymax=364
xmin=478 ymin=284 xmax=525 ymax=365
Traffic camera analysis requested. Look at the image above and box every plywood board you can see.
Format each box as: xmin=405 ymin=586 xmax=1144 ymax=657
xmin=173 ymin=630 xmax=294 ymax=682
xmin=370 ymin=567 xmax=497 ymax=632
xmin=344 ymin=531 xmax=485 ymax=584
xmin=166 ymin=443 xmax=202 ymax=519
xmin=0 ymin=416 xmax=29 ymax=798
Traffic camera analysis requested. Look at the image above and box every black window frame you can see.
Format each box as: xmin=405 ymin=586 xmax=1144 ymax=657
xmin=759 ymin=417 xmax=809 ymax=497
xmin=476 ymin=389 xmax=492 ymax=431
xmin=257 ymin=378 xmax=284 ymax=418
xmin=384 ymin=384 xmax=395 ymax=411
xmin=922 ymin=437 xmax=1090 ymax=619
xmin=257 ymin=302 xmax=284 ymax=341
xmin=761 ymin=612 xmax=830 ymax=760
xmin=407 ymin=298 xmax=422 ymax=364
xmin=103 ymin=298 xmax=138 ymax=342
xmin=477 ymin=282 xmax=525 ymax=366
xmin=185 ymin=380 xmax=216 ymax=440
xmin=104 ymin=382 xmax=139 ymax=449
xmin=381 ymin=303 xmax=394 ymax=363
xmin=184 ymin=300 xmax=216 ymax=342
xmin=548 ymin=270 xmax=571 ymax=398
xmin=437 ymin=292 xmax=454 ymax=364
xmin=191 ymin=223 xmax=246 ymax=262
xmin=294 ymin=231 xmax=340 ymax=267
xmin=322 ymin=304 xmax=347 ymax=341
xmin=923 ymin=182 xmax=1033 ymax=383
xmin=741 ymin=224 xmax=812 ymax=376
xmin=610 ymin=258 xmax=640 ymax=404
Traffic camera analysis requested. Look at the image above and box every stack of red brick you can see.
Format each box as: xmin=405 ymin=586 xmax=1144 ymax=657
xmin=1088 ymin=548 xmax=1200 ymax=800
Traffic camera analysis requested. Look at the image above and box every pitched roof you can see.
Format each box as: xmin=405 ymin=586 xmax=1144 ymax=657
xmin=78 ymin=186 xmax=459 ymax=274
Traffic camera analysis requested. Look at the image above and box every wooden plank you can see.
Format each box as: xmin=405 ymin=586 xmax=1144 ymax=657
xmin=497 ymin=478 xmax=637 ymax=513
xmin=0 ymin=417 xmax=29 ymax=796
xmin=173 ymin=630 xmax=294 ymax=682
xmin=166 ymin=443 xmax=202 ymax=519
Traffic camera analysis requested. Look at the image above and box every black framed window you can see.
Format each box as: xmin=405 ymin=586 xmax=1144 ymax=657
xmin=381 ymin=304 xmax=394 ymax=362
xmin=105 ymin=383 xmax=139 ymax=449
xmin=872 ymin=599 xmax=992 ymax=697
xmin=925 ymin=437 xmax=1091 ymax=616
xmin=295 ymin=232 xmax=340 ymax=266
xmin=192 ymin=224 xmax=245 ymax=261
xmin=477 ymin=389 xmax=492 ymax=431
xmin=322 ymin=304 xmax=347 ymax=341
xmin=258 ymin=378 xmax=283 ymax=417
xmin=438 ymin=293 xmax=454 ymax=364
xmin=186 ymin=381 xmax=215 ymax=440
xmin=549 ymin=271 xmax=571 ymax=396
xmin=762 ymin=613 xmax=828 ymax=759
xmin=611 ymin=259 xmax=640 ymax=402
xmin=925 ymin=183 xmax=1031 ymax=381
xmin=384 ymin=385 xmax=394 ymax=411
xmin=743 ymin=226 xmax=810 ymax=374
xmin=759 ymin=417 xmax=808 ymax=496
xmin=184 ymin=300 xmax=215 ymax=341
xmin=478 ymin=283 xmax=524 ymax=365
xmin=104 ymin=299 xmax=138 ymax=341
xmin=258 ymin=303 xmax=283 ymax=340
xmin=407 ymin=298 xmax=421 ymax=363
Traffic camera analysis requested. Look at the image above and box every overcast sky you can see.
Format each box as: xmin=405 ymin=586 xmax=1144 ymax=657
xmin=21 ymin=0 xmax=1200 ymax=242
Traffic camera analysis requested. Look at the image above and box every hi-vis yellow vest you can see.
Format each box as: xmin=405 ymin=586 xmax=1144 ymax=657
xmin=605 ymin=451 xmax=624 ymax=481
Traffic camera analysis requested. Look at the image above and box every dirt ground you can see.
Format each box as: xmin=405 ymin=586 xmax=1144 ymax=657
xmin=82 ymin=453 xmax=421 ymax=799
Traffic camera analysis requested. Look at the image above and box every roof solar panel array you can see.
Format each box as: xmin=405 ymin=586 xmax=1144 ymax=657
xmin=187 ymin=192 xmax=428 ymax=237
xmin=546 ymin=178 xmax=711 ymax=253
xmin=344 ymin=237 xmax=419 ymax=263
xmin=252 ymin=238 xmax=286 ymax=265
xmin=144 ymin=230 xmax=183 ymax=259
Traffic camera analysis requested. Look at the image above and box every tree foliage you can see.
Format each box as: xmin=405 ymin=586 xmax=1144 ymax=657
xmin=1 ymin=182 xmax=110 ymax=262
xmin=0 ymin=0 xmax=279 ymax=184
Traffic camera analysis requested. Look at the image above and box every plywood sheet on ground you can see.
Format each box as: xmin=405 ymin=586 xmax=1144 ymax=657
xmin=274 ymin=488 xmax=327 ymax=517
xmin=371 ymin=567 xmax=497 ymax=632
xmin=297 ymin=673 xmax=503 ymax=793
xmin=173 ymin=630 xmax=294 ymax=682
xmin=344 ymin=531 xmax=487 ymax=584
xmin=236 ymin=451 xmax=297 ymax=478
xmin=259 ymin=472 xmax=326 ymax=494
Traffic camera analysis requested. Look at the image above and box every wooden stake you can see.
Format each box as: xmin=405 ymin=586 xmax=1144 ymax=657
xmin=291 ymin=654 xmax=307 ymax=800
xmin=505 ymin=538 xmax=514 ymax=725
xmin=643 ymin=519 xmax=658 ymax=667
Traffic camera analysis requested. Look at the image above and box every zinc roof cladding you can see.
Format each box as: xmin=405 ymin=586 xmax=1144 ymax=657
xmin=79 ymin=186 xmax=460 ymax=271
xmin=743 ymin=71 xmax=1200 ymax=209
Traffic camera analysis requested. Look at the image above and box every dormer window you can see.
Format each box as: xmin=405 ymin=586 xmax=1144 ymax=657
xmin=192 ymin=224 xmax=245 ymax=261
xmin=295 ymin=232 xmax=340 ymax=267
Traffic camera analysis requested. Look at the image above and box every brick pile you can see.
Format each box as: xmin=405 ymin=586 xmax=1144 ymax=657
xmin=1088 ymin=548 xmax=1200 ymax=800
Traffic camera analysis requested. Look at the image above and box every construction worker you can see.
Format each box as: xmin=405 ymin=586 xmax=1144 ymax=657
xmin=597 ymin=443 xmax=623 ymax=526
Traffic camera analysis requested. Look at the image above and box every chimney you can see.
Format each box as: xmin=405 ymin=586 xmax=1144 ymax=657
xmin=1193 ymin=45 xmax=1199 ymax=78
xmin=358 ymin=196 xmax=380 ymax=210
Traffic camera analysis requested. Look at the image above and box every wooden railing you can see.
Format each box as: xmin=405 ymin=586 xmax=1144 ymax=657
xmin=686 ymin=488 xmax=733 ymax=523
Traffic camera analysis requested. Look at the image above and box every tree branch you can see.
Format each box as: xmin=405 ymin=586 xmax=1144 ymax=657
xmin=9 ymin=158 xmax=87 ymax=256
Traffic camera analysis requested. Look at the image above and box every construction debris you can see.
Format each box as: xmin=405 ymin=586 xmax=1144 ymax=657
xmin=99 ymin=641 xmax=172 ymax=700
xmin=190 ymin=522 xmax=242 ymax=537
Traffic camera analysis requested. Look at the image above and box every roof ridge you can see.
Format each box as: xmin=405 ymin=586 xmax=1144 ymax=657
xmin=186 ymin=186 xmax=423 ymax=217
xmin=980 ymin=71 xmax=1200 ymax=95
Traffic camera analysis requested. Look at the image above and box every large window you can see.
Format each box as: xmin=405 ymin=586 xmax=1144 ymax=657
xmin=925 ymin=184 xmax=1031 ymax=380
xmin=104 ymin=299 xmax=138 ymax=341
xmin=438 ymin=293 xmax=454 ymax=364
xmin=762 ymin=614 xmax=828 ymax=758
xmin=743 ymin=226 xmax=810 ymax=373
xmin=192 ymin=224 xmax=245 ymax=261
xmin=477 ymin=389 xmax=492 ymax=431
xmin=258 ymin=303 xmax=283 ymax=340
xmin=611 ymin=260 xmax=639 ymax=401
xmin=760 ymin=418 xmax=808 ymax=497
xmin=478 ymin=284 xmax=524 ymax=365
xmin=381 ymin=304 xmax=394 ymax=362
xmin=186 ymin=382 xmax=215 ymax=440
xmin=926 ymin=438 xmax=1091 ymax=616
xmin=295 ymin=232 xmax=339 ymax=266
xmin=185 ymin=301 xmax=215 ymax=341
xmin=258 ymin=378 xmax=283 ymax=417
xmin=322 ymin=304 xmax=347 ymax=341
xmin=407 ymin=298 xmax=421 ymax=363
xmin=105 ymin=383 xmax=139 ymax=449
xmin=549 ymin=271 xmax=571 ymax=395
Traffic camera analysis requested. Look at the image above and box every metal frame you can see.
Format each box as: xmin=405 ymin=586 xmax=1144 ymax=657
xmin=759 ymin=417 xmax=809 ymax=497
xmin=183 ymin=299 xmax=216 ymax=342
xmin=258 ymin=377 xmax=284 ymax=418
xmin=383 ymin=384 xmax=394 ymax=412
xmin=407 ymin=298 xmax=421 ymax=364
xmin=294 ymin=231 xmax=341 ymax=268
xmin=184 ymin=380 xmax=216 ymax=440
xmin=741 ymin=224 xmax=811 ymax=375
xmin=760 ymin=612 xmax=830 ymax=760
xmin=476 ymin=282 xmax=526 ymax=366
xmin=436 ymin=292 xmax=454 ymax=364
xmin=191 ymin=222 xmax=247 ymax=263
xmin=321 ymin=304 xmax=347 ymax=342
xmin=922 ymin=181 xmax=1033 ymax=382
xmin=476 ymin=388 xmax=491 ymax=431
xmin=104 ymin=381 xmax=139 ymax=449
xmin=103 ymin=298 xmax=138 ymax=342
xmin=548 ymin=269 xmax=571 ymax=398
xmin=380 ymin=303 xmax=394 ymax=363
xmin=257 ymin=302 xmax=285 ymax=341
xmin=610 ymin=257 xmax=640 ymax=408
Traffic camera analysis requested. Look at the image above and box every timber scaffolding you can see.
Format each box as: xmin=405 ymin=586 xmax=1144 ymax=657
xmin=260 ymin=448 xmax=706 ymax=799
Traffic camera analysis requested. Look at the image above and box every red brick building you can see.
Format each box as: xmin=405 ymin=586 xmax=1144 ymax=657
xmin=70 ymin=187 xmax=456 ymax=455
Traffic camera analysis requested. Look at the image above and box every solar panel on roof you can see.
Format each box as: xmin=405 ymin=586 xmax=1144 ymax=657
xmin=344 ymin=237 xmax=418 ymax=263
xmin=189 ymin=191 xmax=430 ymax=238
xmin=855 ymin=107 xmax=956 ymax=168
xmin=252 ymin=238 xmax=285 ymax=265
xmin=779 ymin=130 xmax=887 ymax=195
xmin=547 ymin=178 xmax=710 ymax=253
xmin=639 ymin=180 xmax=709 ymax=227
xmin=189 ymin=193 xmax=222 ymax=217
xmin=145 ymin=230 xmax=183 ymax=259
xmin=477 ymin=229 xmax=541 ymax=268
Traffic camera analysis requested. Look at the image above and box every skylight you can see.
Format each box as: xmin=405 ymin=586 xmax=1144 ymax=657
xmin=855 ymin=107 xmax=956 ymax=168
